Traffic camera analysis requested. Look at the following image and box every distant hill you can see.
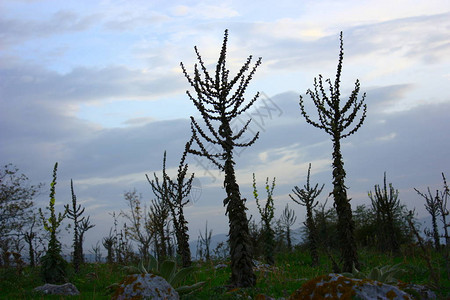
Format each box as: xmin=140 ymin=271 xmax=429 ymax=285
xmin=188 ymin=227 xmax=306 ymax=259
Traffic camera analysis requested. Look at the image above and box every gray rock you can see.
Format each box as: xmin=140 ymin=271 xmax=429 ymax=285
xmin=34 ymin=283 xmax=80 ymax=296
xmin=400 ymin=283 xmax=437 ymax=299
xmin=112 ymin=273 xmax=179 ymax=300
xmin=289 ymin=273 xmax=413 ymax=300
xmin=214 ymin=263 xmax=227 ymax=269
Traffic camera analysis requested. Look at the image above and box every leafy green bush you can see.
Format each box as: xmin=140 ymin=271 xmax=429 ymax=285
xmin=341 ymin=263 xmax=406 ymax=284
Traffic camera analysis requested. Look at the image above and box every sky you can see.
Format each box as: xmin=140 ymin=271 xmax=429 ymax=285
xmin=1 ymin=0 xmax=449 ymax=254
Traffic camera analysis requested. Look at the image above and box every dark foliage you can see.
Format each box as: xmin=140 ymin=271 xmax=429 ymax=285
xmin=439 ymin=173 xmax=449 ymax=248
xmin=299 ymin=32 xmax=366 ymax=272
xmin=121 ymin=189 xmax=152 ymax=263
xmin=181 ymin=29 xmax=261 ymax=287
xmin=415 ymin=173 xmax=450 ymax=279
xmin=102 ymin=230 xmax=115 ymax=264
xmin=415 ymin=180 xmax=444 ymax=250
xmin=197 ymin=221 xmax=212 ymax=261
xmin=280 ymin=203 xmax=297 ymax=252
xmin=147 ymin=141 xmax=194 ymax=267
xmin=0 ymin=164 xmax=43 ymax=267
xmin=149 ymin=197 xmax=170 ymax=262
xmin=368 ymin=172 xmax=401 ymax=254
xmin=353 ymin=204 xmax=413 ymax=250
xmin=78 ymin=216 xmax=94 ymax=263
xmin=23 ymin=215 xmax=38 ymax=267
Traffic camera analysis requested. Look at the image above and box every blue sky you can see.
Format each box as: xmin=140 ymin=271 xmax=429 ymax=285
xmin=1 ymin=0 xmax=449 ymax=252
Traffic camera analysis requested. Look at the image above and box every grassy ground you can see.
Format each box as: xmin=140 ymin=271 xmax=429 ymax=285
xmin=0 ymin=247 xmax=448 ymax=299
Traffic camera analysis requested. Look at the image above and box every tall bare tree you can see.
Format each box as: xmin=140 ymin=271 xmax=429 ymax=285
xmin=181 ymin=29 xmax=261 ymax=287
xmin=299 ymin=32 xmax=366 ymax=271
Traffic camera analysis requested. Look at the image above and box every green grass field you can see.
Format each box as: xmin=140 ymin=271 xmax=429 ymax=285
xmin=1 ymin=247 xmax=448 ymax=299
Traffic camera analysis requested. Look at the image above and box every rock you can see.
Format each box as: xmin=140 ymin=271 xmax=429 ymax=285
xmin=253 ymin=259 xmax=279 ymax=273
xmin=255 ymin=294 xmax=287 ymax=300
xmin=289 ymin=273 xmax=413 ymax=300
xmin=34 ymin=283 xmax=80 ymax=296
xmin=398 ymin=283 xmax=437 ymax=299
xmin=112 ymin=273 xmax=179 ymax=300
xmin=214 ymin=263 xmax=227 ymax=269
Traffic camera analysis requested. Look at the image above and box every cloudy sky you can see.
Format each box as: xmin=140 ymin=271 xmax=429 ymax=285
xmin=1 ymin=0 xmax=449 ymax=252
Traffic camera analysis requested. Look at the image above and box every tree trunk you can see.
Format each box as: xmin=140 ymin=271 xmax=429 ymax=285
xmin=431 ymin=213 xmax=441 ymax=250
xmin=332 ymin=136 xmax=359 ymax=272
xmin=224 ymin=157 xmax=256 ymax=287
xmin=306 ymin=209 xmax=319 ymax=266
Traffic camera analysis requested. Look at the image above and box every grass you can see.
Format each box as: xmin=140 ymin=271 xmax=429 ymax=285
xmin=1 ymin=247 xmax=448 ymax=299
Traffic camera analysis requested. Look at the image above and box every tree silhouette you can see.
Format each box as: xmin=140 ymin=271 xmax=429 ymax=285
xmin=415 ymin=184 xmax=443 ymax=251
xmin=148 ymin=197 xmax=170 ymax=262
xmin=369 ymin=172 xmax=401 ymax=254
xmin=299 ymin=32 xmax=366 ymax=272
xmin=253 ymin=174 xmax=276 ymax=265
xmin=197 ymin=221 xmax=212 ymax=261
xmin=39 ymin=162 xmax=67 ymax=283
xmin=0 ymin=163 xmax=43 ymax=267
xmin=64 ymin=180 xmax=89 ymax=273
xmin=181 ymin=29 xmax=261 ymax=287
xmin=102 ymin=230 xmax=115 ymax=264
xmin=280 ymin=203 xmax=297 ymax=252
xmin=290 ymin=163 xmax=324 ymax=266
xmin=120 ymin=189 xmax=152 ymax=263
xmin=78 ymin=215 xmax=94 ymax=264
xmin=146 ymin=140 xmax=194 ymax=267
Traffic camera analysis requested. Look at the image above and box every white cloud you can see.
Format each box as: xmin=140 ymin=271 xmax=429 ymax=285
xmin=376 ymin=132 xmax=397 ymax=142
xmin=170 ymin=3 xmax=239 ymax=20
